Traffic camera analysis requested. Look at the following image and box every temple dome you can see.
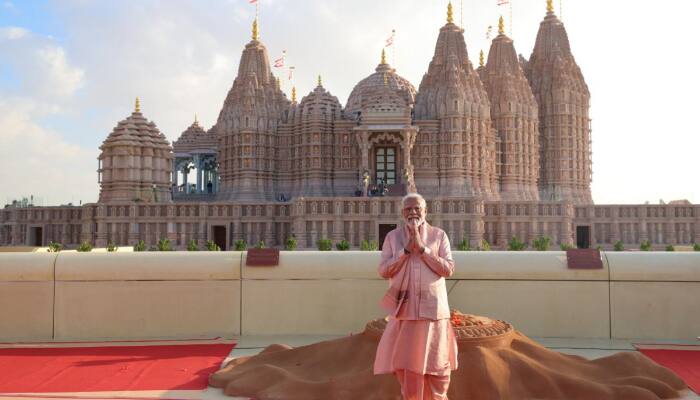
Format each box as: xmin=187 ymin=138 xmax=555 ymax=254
xmin=344 ymin=59 xmax=416 ymax=119
xmin=173 ymin=118 xmax=217 ymax=153
xmin=296 ymin=81 xmax=342 ymax=120
xmin=98 ymin=99 xmax=173 ymax=203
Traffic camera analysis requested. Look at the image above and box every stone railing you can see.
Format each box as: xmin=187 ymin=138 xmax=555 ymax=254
xmin=1 ymin=251 xmax=698 ymax=341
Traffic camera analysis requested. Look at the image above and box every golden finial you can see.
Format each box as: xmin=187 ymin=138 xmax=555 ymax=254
xmin=252 ymin=17 xmax=259 ymax=40
xmin=447 ymin=2 xmax=454 ymax=24
xmin=383 ymin=72 xmax=388 ymax=86
xmin=498 ymin=16 xmax=505 ymax=35
xmin=381 ymin=48 xmax=386 ymax=64
xmin=134 ymin=97 xmax=140 ymax=113
xmin=546 ymin=0 xmax=554 ymax=13
xmin=317 ymin=74 xmax=322 ymax=87
xmin=276 ymin=77 xmax=281 ymax=91
xmin=291 ymin=86 xmax=297 ymax=103
xmin=479 ymin=50 xmax=484 ymax=67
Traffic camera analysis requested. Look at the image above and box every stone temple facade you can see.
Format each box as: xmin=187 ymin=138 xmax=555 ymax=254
xmin=1 ymin=3 xmax=698 ymax=250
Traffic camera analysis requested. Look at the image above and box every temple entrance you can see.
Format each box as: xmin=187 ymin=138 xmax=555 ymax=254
xmin=378 ymin=223 xmax=397 ymax=250
xmin=30 ymin=226 xmax=43 ymax=246
xmin=212 ymin=225 xmax=227 ymax=250
xmin=576 ymin=226 xmax=590 ymax=249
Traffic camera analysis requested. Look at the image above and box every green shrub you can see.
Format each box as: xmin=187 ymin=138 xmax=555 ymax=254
xmin=640 ymin=240 xmax=651 ymax=251
xmin=336 ymin=239 xmax=350 ymax=251
xmin=285 ymin=236 xmax=297 ymax=251
xmin=157 ymin=238 xmax=172 ymax=251
xmin=613 ymin=240 xmax=624 ymax=251
xmin=559 ymin=243 xmax=575 ymax=250
xmin=77 ymin=241 xmax=93 ymax=252
xmin=107 ymin=241 xmax=118 ymax=252
xmin=507 ymin=236 xmax=527 ymax=251
xmin=532 ymin=236 xmax=551 ymax=251
xmin=478 ymin=239 xmax=491 ymax=251
xmin=361 ymin=239 xmax=379 ymax=251
xmin=317 ymin=238 xmax=332 ymax=251
xmin=206 ymin=240 xmax=221 ymax=251
xmin=456 ymin=239 xmax=471 ymax=251
xmin=187 ymin=239 xmax=199 ymax=251
xmin=233 ymin=240 xmax=246 ymax=251
xmin=47 ymin=241 xmax=63 ymax=252
xmin=665 ymin=244 xmax=675 ymax=252
xmin=133 ymin=240 xmax=146 ymax=252
xmin=693 ymin=243 xmax=700 ymax=251
xmin=255 ymin=240 xmax=266 ymax=249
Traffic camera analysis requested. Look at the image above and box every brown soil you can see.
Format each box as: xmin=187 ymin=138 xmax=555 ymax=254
xmin=209 ymin=312 xmax=687 ymax=400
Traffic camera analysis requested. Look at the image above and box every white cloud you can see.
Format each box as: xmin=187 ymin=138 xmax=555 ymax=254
xmin=0 ymin=98 xmax=97 ymax=205
xmin=0 ymin=26 xmax=27 ymax=39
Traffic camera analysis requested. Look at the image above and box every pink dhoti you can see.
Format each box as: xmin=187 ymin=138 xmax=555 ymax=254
xmin=374 ymin=317 xmax=458 ymax=376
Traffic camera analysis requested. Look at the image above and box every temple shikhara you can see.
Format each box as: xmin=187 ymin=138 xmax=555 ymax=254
xmin=1 ymin=2 xmax=697 ymax=250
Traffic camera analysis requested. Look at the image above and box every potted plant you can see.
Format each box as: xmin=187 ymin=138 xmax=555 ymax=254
xmin=77 ymin=241 xmax=93 ymax=252
xmin=317 ymin=238 xmax=332 ymax=251
xmin=47 ymin=241 xmax=63 ymax=252
xmin=613 ymin=241 xmax=624 ymax=251
xmin=532 ymin=236 xmax=551 ymax=251
xmin=507 ymin=236 xmax=527 ymax=251
xmin=233 ymin=240 xmax=246 ymax=251
xmin=133 ymin=240 xmax=146 ymax=252
xmin=285 ymin=236 xmax=297 ymax=251
xmin=107 ymin=241 xmax=118 ymax=252
xmin=187 ymin=239 xmax=199 ymax=251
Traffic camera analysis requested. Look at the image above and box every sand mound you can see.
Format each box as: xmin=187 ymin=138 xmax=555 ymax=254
xmin=209 ymin=311 xmax=687 ymax=399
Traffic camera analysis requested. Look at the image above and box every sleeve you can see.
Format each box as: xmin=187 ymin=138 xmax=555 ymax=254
xmin=420 ymin=230 xmax=455 ymax=277
xmin=378 ymin=231 xmax=408 ymax=279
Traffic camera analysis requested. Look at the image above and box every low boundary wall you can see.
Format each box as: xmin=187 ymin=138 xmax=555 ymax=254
xmin=0 ymin=252 xmax=697 ymax=341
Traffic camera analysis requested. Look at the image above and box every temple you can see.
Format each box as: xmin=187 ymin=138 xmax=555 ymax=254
xmin=1 ymin=2 xmax=698 ymax=250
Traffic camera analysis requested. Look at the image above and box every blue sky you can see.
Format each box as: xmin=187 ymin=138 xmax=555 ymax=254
xmin=1 ymin=0 xmax=699 ymax=206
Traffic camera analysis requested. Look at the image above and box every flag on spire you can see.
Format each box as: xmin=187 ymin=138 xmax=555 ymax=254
xmin=497 ymin=0 xmax=509 ymax=5
xmin=288 ymin=66 xmax=295 ymax=81
xmin=486 ymin=25 xmax=493 ymax=39
xmin=273 ymin=50 xmax=286 ymax=68
xmin=249 ymin=0 xmax=257 ymax=3
xmin=385 ymin=29 xmax=395 ymax=47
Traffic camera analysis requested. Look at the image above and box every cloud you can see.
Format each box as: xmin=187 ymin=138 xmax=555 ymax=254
xmin=0 ymin=97 xmax=97 ymax=205
xmin=0 ymin=26 xmax=27 ymax=39
xmin=0 ymin=28 xmax=93 ymax=204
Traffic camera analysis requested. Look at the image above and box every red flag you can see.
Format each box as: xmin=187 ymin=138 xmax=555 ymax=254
xmin=249 ymin=0 xmax=257 ymax=3
xmin=497 ymin=0 xmax=509 ymax=5
xmin=273 ymin=50 xmax=286 ymax=68
xmin=385 ymin=29 xmax=395 ymax=47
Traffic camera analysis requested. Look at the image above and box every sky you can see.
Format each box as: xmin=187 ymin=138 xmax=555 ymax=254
xmin=0 ymin=0 xmax=698 ymax=206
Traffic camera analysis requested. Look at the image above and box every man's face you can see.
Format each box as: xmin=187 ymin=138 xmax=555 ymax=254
xmin=402 ymin=198 xmax=426 ymax=226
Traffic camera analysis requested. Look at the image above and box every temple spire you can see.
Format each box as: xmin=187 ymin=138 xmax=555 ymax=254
xmin=447 ymin=2 xmax=454 ymax=24
xmin=547 ymin=0 xmax=554 ymax=13
xmin=291 ymin=86 xmax=297 ymax=103
xmin=381 ymin=48 xmax=387 ymax=64
xmin=498 ymin=16 xmax=505 ymax=35
xmin=479 ymin=50 xmax=485 ymax=67
xmin=252 ymin=17 xmax=259 ymax=40
xmin=134 ymin=97 xmax=140 ymax=113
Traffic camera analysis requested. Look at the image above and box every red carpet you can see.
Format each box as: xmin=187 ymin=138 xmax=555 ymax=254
xmin=0 ymin=342 xmax=235 ymax=393
xmin=637 ymin=347 xmax=700 ymax=394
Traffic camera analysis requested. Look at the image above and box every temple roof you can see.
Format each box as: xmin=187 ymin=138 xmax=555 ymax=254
xmin=344 ymin=52 xmax=415 ymax=119
xmin=173 ymin=118 xmax=217 ymax=154
xmin=99 ymin=99 xmax=171 ymax=156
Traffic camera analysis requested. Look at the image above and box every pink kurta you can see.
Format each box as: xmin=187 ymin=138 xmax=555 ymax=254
xmin=374 ymin=223 xmax=458 ymax=376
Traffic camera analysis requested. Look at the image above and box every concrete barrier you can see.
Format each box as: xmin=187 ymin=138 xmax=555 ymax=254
xmin=0 ymin=253 xmax=56 ymax=340
xmin=606 ymin=252 xmax=700 ymax=339
xmin=53 ymin=252 xmax=242 ymax=340
xmin=0 ymin=251 xmax=698 ymax=340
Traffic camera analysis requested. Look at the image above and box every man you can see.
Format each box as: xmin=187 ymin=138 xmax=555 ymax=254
xmin=374 ymin=193 xmax=458 ymax=400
